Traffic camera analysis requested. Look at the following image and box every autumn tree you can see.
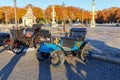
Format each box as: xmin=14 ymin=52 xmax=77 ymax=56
xmin=0 ymin=8 xmax=4 ymax=23
xmin=32 ymin=7 xmax=43 ymax=23
xmin=96 ymin=7 xmax=120 ymax=23
xmin=1 ymin=4 xmax=120 ymax=24
xmin=0 ymin=6 xmax=12 ymax=24
xmin=16 ymin=8 xmax=26 ymax=24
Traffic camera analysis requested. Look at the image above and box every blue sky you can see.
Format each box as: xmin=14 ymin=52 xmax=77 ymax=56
xmin=0 ymin=0 xmax=120 ymax=11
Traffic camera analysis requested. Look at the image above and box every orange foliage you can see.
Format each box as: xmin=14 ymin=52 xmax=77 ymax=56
xmin=0 ymin=4 xmax=120 ymax=24
xmin=96 ymin=7 xmax=120 ymax=23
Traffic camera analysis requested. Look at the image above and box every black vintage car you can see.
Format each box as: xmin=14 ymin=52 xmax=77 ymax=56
xmin=3 ymin=24 xmax=42 ymax=54
xmin=0 ymin=32 xmax=10 ymax=46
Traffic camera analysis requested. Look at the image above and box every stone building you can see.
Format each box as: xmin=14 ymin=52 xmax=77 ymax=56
xmin=22 ymin=6 xmax=36 ymax=27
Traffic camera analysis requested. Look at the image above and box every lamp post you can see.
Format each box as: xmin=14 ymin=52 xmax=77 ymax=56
xmin=62 ymin=2 xmax=65 ymax=32
xmin=51 ymin=5 xmax=56 ymax=27
xmin=4 ymin=10 xmax=7 ymax=25
xmin=14 ymin=0 xmax=17 ymax=28
xmin=91 ymin=0 xmax=96 ymax=27
xmin=81 ymin=10 xmax=84 ymax=27
xmin=70 ymin=12 xmax=74 ymax=28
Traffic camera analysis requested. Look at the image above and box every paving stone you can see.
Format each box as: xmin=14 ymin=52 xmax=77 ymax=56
xmin=0 ymin=26 xmax=120 ymax=80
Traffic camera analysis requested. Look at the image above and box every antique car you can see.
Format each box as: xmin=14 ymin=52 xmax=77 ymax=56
xmin=3 ymin=24 xmax=42 ymax=54
xmin=0 ymin=32 xmax=10 ymax=46
xmin=37 ymin=28 xmax=92 ymax=67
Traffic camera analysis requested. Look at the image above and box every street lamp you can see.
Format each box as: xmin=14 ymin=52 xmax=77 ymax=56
xmin=14 ymin=0 xmax=17 ymax=28
xmin=62 ymin=2 xmax=65 ymax=32
xmin=91 ymin=0 xmax=96 ymax=27
xmin=81 ymin=10 xmax=84 ymax=27
xmin=51 ymin=5 xmax=56 ymax=27
xmin=4 ymin=10 xmax=7 ymax=25
xmin=70 ymin=12 xmax=74 ymax=28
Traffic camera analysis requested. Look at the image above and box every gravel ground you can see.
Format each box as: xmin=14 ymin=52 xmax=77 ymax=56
xmin=86 ymin=27 xmax=120 ymax=58
xmin=0 ymin=26 xmax=120 ymax=80
xmin=42 ymin=27 xmax=120 ymax=58
xmin=0 ymin=48 xmax=120 ymax=80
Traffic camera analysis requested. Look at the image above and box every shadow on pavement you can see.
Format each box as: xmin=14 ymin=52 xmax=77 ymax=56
xmin=85 ymin=38 xmax=120 ymax=58
xmin=0 ymin=49 xmax=27 ymax=80
xmin=64 ymin=60 xmax=85 ymax=80
xmin=89 ymin=39 xmax=120 ymax=58
xmin=38 ymin=61 xmax=52 ymax=80
xmin=64 ymin=39 xmax=120 ymax=80
xmin=37 ymin=39 xmax=120 ymax=80
xmin=64 ymin=58 xmax=120 ymax=80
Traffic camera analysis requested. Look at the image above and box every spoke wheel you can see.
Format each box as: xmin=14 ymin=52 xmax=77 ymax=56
xmin=32 ymin=33 xmax=41 ymax=49
xmin=81 ymin=45 xmax=92 ymax=62
xmin=50 ymin=50 xmax=65 ymax=68
xmin=12 ymin=40 xmax=24 ymax=54
xmin=3 ymin=38 xmax=11 ymax=50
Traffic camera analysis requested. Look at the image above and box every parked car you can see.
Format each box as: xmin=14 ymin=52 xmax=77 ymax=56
xmin=0 ymin=32 xmax=10 ymax=46
xmin=37 ymin=28 xmax=92 ymax=68
xmin=72 ymin=22 xmax=81 ymax=26
xmin=116 ymin=23 xmax=120 ymax=27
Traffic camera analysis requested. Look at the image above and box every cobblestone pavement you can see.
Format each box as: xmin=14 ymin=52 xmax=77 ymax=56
xmin=0 ymin=26 xmax=120 ymax=80
xmin=86 ymin=27 xmax=120 ymax=58
xmin=0 ymin=47 xmax=120 ymax=80
xmin=42 ymin=27 xmax=120 ymax=58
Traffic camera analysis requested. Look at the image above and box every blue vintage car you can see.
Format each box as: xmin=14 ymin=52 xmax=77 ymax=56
xmin=37 ymin=28 xmax=92 ymax=67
